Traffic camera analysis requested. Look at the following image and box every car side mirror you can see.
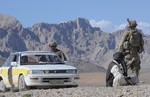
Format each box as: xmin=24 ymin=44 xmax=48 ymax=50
xmin=11 ymin=62 xmax=17 ymax=67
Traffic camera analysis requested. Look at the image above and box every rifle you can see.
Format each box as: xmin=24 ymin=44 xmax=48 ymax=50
xmin=127 ymin=18 xmax=131 ymax=26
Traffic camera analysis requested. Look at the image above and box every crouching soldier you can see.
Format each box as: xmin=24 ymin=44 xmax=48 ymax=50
xmin=106 ymin=52 xmax=139 ymax=87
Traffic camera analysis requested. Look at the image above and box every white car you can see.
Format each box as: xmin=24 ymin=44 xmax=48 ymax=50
xmin=0 ymin=51 xmax=79 ymax=91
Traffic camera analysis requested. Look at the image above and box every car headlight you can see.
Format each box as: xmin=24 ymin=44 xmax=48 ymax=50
xmin=28 ymin=70 xmax=44 ymax=74
xmin=67 ymin=69 xmax=77 ymax=74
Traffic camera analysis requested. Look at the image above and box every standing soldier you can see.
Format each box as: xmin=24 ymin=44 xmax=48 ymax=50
xmin=49 ymin=42 xmax=67 ymax=62
xmin=117 ymin=19 xmax=144 ymax=77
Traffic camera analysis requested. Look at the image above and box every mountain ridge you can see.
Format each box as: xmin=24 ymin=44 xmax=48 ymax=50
xmin=0 ymin=14 xmax=150 ymax=72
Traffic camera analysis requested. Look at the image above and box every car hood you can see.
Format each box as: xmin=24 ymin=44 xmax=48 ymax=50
xmin=19 ymin=64 xmax=76 ymax=70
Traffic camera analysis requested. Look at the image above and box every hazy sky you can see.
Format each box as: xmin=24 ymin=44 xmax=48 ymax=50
xmin=0 ymin=0 xmax=150 ymax=34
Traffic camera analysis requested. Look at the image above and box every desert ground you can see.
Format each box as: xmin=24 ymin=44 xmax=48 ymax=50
xmin=77 ymin=72 xmax=106 ymax=87
xmin=1 ymin=71 xmax=150 ymax=97
xmin=78 ymin=71 xmax=150 ymax=87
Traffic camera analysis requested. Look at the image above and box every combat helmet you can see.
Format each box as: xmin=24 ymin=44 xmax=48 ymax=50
xmin=49 ymin=42 xmax=57 ymax=47
xmin=127 ymin=18 xmax=137 ymax=28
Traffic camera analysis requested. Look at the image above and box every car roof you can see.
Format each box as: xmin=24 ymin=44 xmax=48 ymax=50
xmin=11 ymin=51 xmax=56 ymax=56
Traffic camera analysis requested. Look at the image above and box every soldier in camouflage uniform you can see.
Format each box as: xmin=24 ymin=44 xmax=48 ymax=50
xmin=49 ymin=42 xmax=67 ymax=61
xmin=117 ymin=19 xmax=144 ymax=77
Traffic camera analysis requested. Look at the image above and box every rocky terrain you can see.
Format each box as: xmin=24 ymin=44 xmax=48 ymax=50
xmin=0 ymin=85 xmax=150 ymax=97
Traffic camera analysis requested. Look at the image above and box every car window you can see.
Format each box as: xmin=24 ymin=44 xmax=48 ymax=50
xmin=20 ymin=54 xmax=64 ymax=65
xmin=13 ymin=54 xmax=19 ymax=66
xmin=20 ymin=55 xmax=29 ymax=65
xmin=48 ymin=55 xmax=63 ymax=63
xmin=13 ymin=54 xmax=19 ymax=62
xmin=3 ymin=54 xmax=16 ymax=67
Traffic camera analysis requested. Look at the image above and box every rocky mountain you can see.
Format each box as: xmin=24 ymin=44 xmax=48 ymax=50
xmin=0 ymin=14 xmax=150 ymax=72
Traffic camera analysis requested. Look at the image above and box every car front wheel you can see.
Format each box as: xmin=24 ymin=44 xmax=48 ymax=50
xmin=0 ymin=79 xmax=7 ymax=92
xmin=18 ymin=75 xmax=28 ymax=91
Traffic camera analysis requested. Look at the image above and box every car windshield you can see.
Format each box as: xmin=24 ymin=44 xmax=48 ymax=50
xmin=20 ymin=54 xmax=64 ymax=65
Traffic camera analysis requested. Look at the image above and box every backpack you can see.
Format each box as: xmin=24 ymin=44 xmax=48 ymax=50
xmin=128 ymin=30 xmax=142 ymax=47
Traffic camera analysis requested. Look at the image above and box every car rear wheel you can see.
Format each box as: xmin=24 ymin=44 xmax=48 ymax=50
xmin=0 ymin=79 xmax=7 ymax=92
xmin=18 ymin=75 xmax=29 ymax=91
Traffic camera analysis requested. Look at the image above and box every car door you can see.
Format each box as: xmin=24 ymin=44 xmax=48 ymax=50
xmin=1 ymin=54 xmax=19 ymax=88
xmin=10 ymin=54 xmax=19 ymax=87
